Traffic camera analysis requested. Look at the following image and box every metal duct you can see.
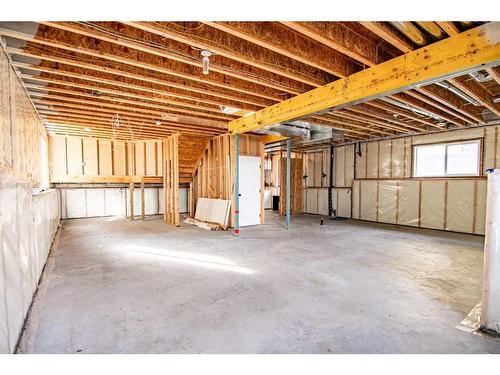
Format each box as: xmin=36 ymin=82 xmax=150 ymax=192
xmin=469 ymin=71 xmax=493 ymax=83
xmin=380 ymin=97 xmax=442 ymax=120
xmin=435 ymin=81 xmax=481 ymax=106
xmin=259 ymin=121 xmax=342 ymax=146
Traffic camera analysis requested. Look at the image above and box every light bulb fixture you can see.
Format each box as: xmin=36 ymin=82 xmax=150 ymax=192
xmin=155 ymin=120 xmax=161 ymax=126
xmin=84 ymin=127 xmax=91 ymax=132
xmin=201 ymin=50 xmax=212 ymax=75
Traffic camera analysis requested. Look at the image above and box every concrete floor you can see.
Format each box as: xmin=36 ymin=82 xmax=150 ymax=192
xmin=19 ymin=213 xmax=500 ymax=353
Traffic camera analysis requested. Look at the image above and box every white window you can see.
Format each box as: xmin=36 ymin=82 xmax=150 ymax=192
xmin=413 ymin=140 xmax=481 ymax=177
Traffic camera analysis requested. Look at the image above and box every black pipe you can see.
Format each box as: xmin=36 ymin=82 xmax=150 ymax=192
xmin=328 ymin=143 xmax=335 ymax=218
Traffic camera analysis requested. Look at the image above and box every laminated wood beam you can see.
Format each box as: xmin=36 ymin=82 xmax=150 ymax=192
xmin=358 ymin=22 xmax=490 ymax=124
xmin=205 ymin=22 xmax=359 ymax=77
xmin=229 ymin=24 xmax=500 ymax=134
xmin=285 ymin=23 xmax=478 ymax=124
xmin=124 ymin=21 xmax=332 ymax=88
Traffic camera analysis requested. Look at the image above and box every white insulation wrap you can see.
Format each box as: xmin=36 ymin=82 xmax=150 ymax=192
xmin=0 ymin=188 xmax=60 ymax=353
xmin=59 ymin=187 xmax=189 ymax=219
xmin=481 ymin=169 xmax=500 ymax=333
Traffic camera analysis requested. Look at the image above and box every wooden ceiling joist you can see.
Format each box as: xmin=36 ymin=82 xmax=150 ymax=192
xmin=33 ymin=100 xmax=227 ymax=133
xmin=20 ymin=74 xmax=236 ymax=125
xmin=0 ymin=27 xmax=288 ymax=106
xmin=0 ymin=21 xmax=497 ymax=143
xmin=14 ymin=59 xmax=271 ymax=109
xmin=436 ymin=22 xmax=460 ymax=36
xmin=29 ymin=92 xmax=233 ymax=122
xmin=449 ymin=76 xmax=500 ymax=117
xmin=22 ymin=77 xmax=244 ymax=117
xmin=42 ymin=116 xmax=220 ymax=138
xmin=356 ymin=22 xmax=492 ymax=125
xmin=486 ymin=66 xmax=500 ymax=86
xmin=280 ymin=21 xmax=388 ymax=67
xmin=38 ymin=107 xmax=223 ymax=134
xmin=228 ymin=23 xmax=500 ymax=134
xmin=26 ymin=85 xmax=232 ymax=117
xmin=38 ymin=21 xmax=306 ymax=96
xmin=359 ymin=22 xmax=413 ymax=53
xmin=124 ymin=21 xmax=334 ymax=87
xmin=205 ymin=21 xmax=359 ymax=77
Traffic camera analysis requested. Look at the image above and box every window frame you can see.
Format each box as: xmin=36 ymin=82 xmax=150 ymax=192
xmin=411 ymin=138 xmax=483 ymax=178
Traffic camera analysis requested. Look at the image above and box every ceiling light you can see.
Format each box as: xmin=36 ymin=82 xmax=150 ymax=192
xmin=155 ymin=120 xmax=161 ymax=126
xmin=87 ymin=90 xmax=102 ymax=97
xmin=84 ymin=127 xmax=91 ymax=132
xmin=201 ymin=50 xmax=212 ymax=75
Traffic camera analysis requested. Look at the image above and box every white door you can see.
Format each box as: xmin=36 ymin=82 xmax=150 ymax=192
xmin=239 ymin=156 xmax=261 ymax=226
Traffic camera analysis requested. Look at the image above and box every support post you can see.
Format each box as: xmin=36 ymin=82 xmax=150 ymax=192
xmin=140 ymin=178 xmax=145 ymax=220
xmin=129 ymin=181 xmax=134 ymax=221
xmin=286 ymin=139 xmax=291 ymax=229
xmin=234 ymin=134 xmax=240 ymax=236
xmin=481 ymin=169 xmax=500 ymax=335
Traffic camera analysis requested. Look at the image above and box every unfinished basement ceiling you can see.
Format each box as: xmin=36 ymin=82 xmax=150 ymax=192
xmin=0 ymin=21 xmax=498 ymax=142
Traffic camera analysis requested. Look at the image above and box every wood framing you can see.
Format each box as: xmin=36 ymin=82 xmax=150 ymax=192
xmin=229 ymin=23 xmax=500 ymax=134
xmin=163 ymin=133 xmax=180 ymax=226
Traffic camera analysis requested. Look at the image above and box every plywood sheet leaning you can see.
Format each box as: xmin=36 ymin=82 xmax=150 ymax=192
xmin=163 ymin=133 xmax=180 ymax=226
xmin=191 ymin=197 xmax=231 ymax=230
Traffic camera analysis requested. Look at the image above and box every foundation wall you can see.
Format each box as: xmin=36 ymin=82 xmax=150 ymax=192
xmin=304 ymin=125 xmax=500 ymax=235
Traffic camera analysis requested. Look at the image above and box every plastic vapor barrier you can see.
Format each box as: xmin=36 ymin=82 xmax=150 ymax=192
xmin=352 ymin=178 xmax=486 ymax=235
xmin=59 ymin=187 xmax=188 ymax=219
xmin=0 ymin=187 xmax=60 ymax=353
